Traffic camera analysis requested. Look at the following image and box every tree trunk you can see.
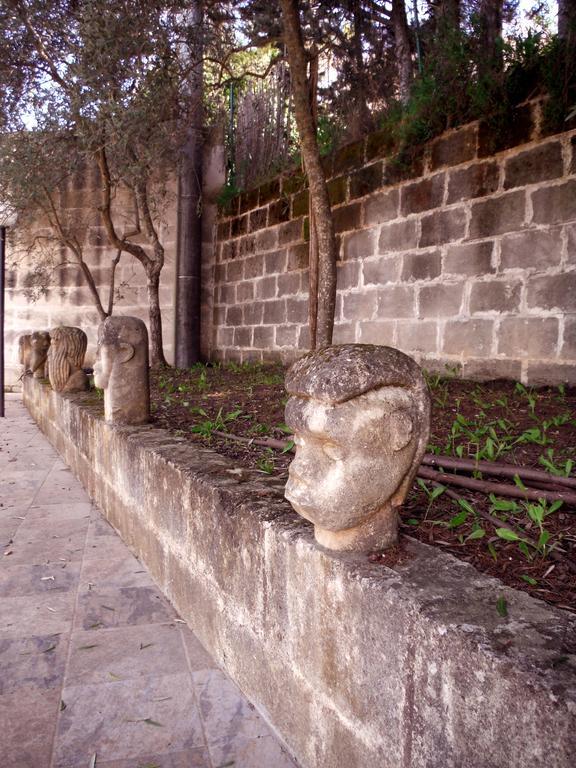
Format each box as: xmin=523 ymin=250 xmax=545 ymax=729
xmin=478 ymin=0 xmax=504 ymax=79
xmin=348 ymin=0 xmax=371 ymax=139
xmin=175 ymin=0 xmax=204 ymax=367
xmin=280 ymin=0 xmax=337 ymax=349
xmin=146 ymin=268 xmax=168 ymax=366
xmin=392 ymin=0 xmax=414 ymax=105
xmin=558 ymin=0 xmax=576 ymax=42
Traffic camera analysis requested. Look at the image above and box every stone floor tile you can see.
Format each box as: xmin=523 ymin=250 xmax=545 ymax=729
xmin=181 ymin=627 xmax=220 ymax=673
xmin=66 ymin=623 xmax=189 ymax=686
xmin=53 ymin=673 xmax=205 ymax=767
xmin=0 ymin=591 xmax=76 ymax=638
xmin=95 ymin=748 xmax=212 ymax=768
xmin=80 ymin=555 xmax=155 ymax=590
xmin=195 ymin=669 xmax=271 ymax=746
xmin=17 ymin=513 xmax=90 ymax=540
xmin=27 ymin=501 xmax=94 ymax=519
xmin=0 ymin=561 xmax=81 ymax=597
xmin=83 ymin=531 xmax=137 ymax=561
xmin=208 ymin=734 xmax=298 ymax=768
xmin=74 ymin=586 xmax=178 ymax=631
xmin=0 ymin=686 xmax=60 ymax=768
xmin=34 ymin=466 xmax=93 ymax=504
xmin=3 ymin=528 xmax=86 ymax=566
xmin=0 ymin=632 xmax=69 ymax=694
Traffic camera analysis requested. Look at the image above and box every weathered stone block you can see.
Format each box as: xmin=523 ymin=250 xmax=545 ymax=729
xmin=532 ymin=180 xmax=576 ymax=225
xmin=237 ymin=234 xmax=256 ymax=259
xmin=226 ymin=259 xmax=243 ymax=282
xmin=239 ymin=187 xmax=259 ymax=213
xmin=253 ymin=325 xmax=274 ymax=348
xmin=343 ymin=229 xmax=376 ymax=260
xmin=231 ymin=214 xmax=248 ymax=237
xmin=332 ymin=139 xmax=365 ymax=175
xmin=463 ymin=358 xmax=522 ymax=381
xmin=277 ymin=272 xmax=301 ymax=297
xmin=268 ymin=198 xmax=291 ymax=226
xmin=233 ymin=326 xmax=252 ymax=346
xmin=263 ymin=299 xmax=287 ymax=325
xmin=377 ymin=285 xmax=416 ymax=317
xmin=244 ymin=255 xmax=264 ymax=279
xmin=420 ymin=208 xmax=467 ymax=248
xmin=357 ymin=320 xmax=395 ymax=345
xmin=332 ymin=322 xmax=357 ymax=344
xmin=276 ymin=324 xmax=299 ymax=347
xmin=444 ymin=241 xmax=494 ymax=276
xmin=469 ymin=191 xmax=525 ymax=239
xmin=219 ymin=284 xmax=236 ymax=304
xmin=336 ymin=261 xmax=361 ymax=290
xmin=498 ymin=318 xmax=559 ymax=357
xmin=342 ymin=290 xmax=377 ymax=321
xmin=470 ymin=280 xmax=521 ymax=314
xmin=563 ymin=317 xmax=576 ymax=358
xmin=363 ymin=255 xmax=402 ymax=285
xmin=400 ymin=174 xmax=445 ymax=216
xmin=286 ymin=297 xmax=308 ymax=324
xmin=349 ymin=163 xmax=383 ymax=200
xmin=249 ymin=207 xmax=268 ymax=232
xmin=396 ymin=320 xmax=438 ymax=352
xmin=447 ymin=161 xmax=499 ymax=204
xmin=287 ymin=243 xmax=309 ymax=271
xmin=258 ymin=178 xmax=280 ymax=205
xmin=401 ymin=251 xmax=442 ymax=282
xmin=226 ymin=305 xmax=242 ymax=326
xmin=527 ymin=272 xmax=576 ymax=312
xmin=292 ymin=190 xmax=310 ymax=218
xmin=525 ymin=362 xmax=576 ymax=385
xmin=504 ymin=141 xmax=563 ymax=190
xmin=243 ymin=302 xmax=264 ymax=326
xmin=216 ymin=326 xmax=234 ymax=347
xmin=254 ymin=275 xmax=277 ymax=301
xmin=378 ymin=220 xmax=418 ymax=253
xmin=363 ymin=189 xmax=400 ymax=226
xmin=443 ymin=319 xmax=495 ymax=356
xmin=365 ymin=128 xmax=395 ymax=161
xmin=500 ymin=228 xmax=562 ymax=271
xmin=419 ymin=283 xmax=464 ymax=317
xmin=327 ymin=176 xmax=348 ymax=206
xmin=264 ymin=249 xmax=287 ymax=274
xmin=384 ymin=150 xmax=424 ymax=184
xmin=430 ymin=124 xmax=478 ymax=170
xmin=279 ymin=219 xmax=304 ymax=245
xmin=333 ymin=203 xmax=362 ymax=234
xmin=236 ymin=281 xmax=254 ymax=303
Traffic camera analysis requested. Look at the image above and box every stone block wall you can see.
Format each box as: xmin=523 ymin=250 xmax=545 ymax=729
xmin=207 ymin=101 xmax=576 ymax=384
xmin=4 ymin=162 xmax=178 ymax=387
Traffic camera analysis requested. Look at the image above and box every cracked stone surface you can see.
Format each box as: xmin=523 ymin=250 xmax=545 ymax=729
xmin=0 ymin=395 xmax=298 ymax=768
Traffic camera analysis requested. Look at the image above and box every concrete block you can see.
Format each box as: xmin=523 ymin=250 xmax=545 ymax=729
xmin=400 ymin=173 xmax=445 ymax=215
xmin=444 ymin=241 xmax=494 ymax=276
xmin=469 ymin=191 xmax=526 ymax=239
xmin=442 ymin=319 xmax=495 ymax=356
xmin=419 ymin=283 xmax=464 ymax=317
xmin=470 ymin=280 xmax=522 ymax=314
xmin=343 ymin=229 xmax=376 ymax=260
xmin=503 ymin=141 xmax=563 ymax=190
xmin=430 ymin=124 xmax=478 ymax=170
xmin=401 ymin=251 xmax=442 ymax=282
xmin=363 ymin=255 xmax=402 ymax=285
xmin=377 ymin=285 xmax=416 ymax=317
xmin=396 ymin=320 xmax=438 ymax=352
xmin=358 ymin=320 xmax=396 ymax=345
xmin=419 ymin=208 xmax=467 ymax=247
xmin=498 ymin=318 xmax=559 ymax=358
xmin=378 ymin=220 xmax=418 ymax=253
xmin=342 ymin=290 xmax=377 ymax=321
xmin=527 ymin=272 xmax=576 ymax=312
xmin=532 ymin=180 xmax=576 ymax=225
xmin=363 ymin=189 xmax=400 ymax=226
xmin=500 ymin=228 xmax=562 ymax=271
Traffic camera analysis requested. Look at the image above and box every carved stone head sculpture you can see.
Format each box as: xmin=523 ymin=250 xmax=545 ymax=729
xmin=29 ymin=331 xmax=51 ymax=378
xmin=47 ymin=326 xmax=88 ymax=392
xmin=284 ymin=344 xmax=430 ymax=552
xmin=93 ymin=316 xmax=150 ymax=425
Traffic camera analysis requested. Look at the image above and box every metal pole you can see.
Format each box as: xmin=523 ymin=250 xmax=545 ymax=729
xmin=0 ymin=226 xmax=5 ymax=417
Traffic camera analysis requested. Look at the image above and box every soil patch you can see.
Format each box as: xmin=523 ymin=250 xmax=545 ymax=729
xmin=150 ymin=363 xmax=576 ymax=612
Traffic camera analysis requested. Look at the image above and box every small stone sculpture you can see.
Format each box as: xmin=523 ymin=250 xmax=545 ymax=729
xmin=19 ymin=331 xmax=51 ymax=378
xmin=93 ymin=315 xmax=150 ymax=425
xmin=47 ymin=326 xmax=89 ymax=392
xmin=284 ymin=344 xmax=430 ymax=552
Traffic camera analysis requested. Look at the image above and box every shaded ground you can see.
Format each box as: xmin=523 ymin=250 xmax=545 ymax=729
xmin=0 ymin=396 xmax=298 ymax=768
xmin=150 ymin=363 xmax=576 ymax=612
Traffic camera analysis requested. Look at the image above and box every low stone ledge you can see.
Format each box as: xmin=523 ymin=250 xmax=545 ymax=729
xmin=23 ymin=378 xmax=576 ymax=768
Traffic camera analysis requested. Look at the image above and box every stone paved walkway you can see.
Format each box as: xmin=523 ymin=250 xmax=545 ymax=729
xmin=0 ymin=395 xmax=298 ymax=768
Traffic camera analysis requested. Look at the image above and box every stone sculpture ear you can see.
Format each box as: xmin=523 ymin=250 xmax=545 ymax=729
xmin=117 ymin=342 xmax=135 ymax=364
xmin=389 ymin=410 xmax=413 ymax=452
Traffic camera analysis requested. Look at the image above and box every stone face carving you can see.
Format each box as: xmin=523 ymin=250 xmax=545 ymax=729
xmin=284 ymin=344 xmax=430 ymax=552
xmin=93 ymin=316 xmax=150 ymax=425
xmin=19 ymin=331 xmax=51 ymax=378
xmin=47 ymin=326 xmax=89 ymax=392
